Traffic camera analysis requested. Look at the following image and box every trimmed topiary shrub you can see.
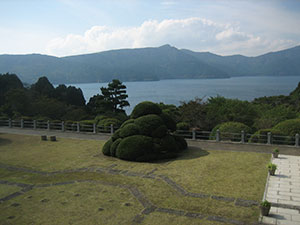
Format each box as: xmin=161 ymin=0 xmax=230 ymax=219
xmin=116 ymin=135 xmax=153 ymax=161
xmin=131 ymin=101 xmax=162 ymax=119
xmin=102 ymin=101 xmax=188 ymax=162
xmin=135 ymin=114 xmax=164 ymax=136
xmin=160 ymin=134 xmax=179 ymax=153
xmin=102 ymin=139 xmax=113 ymax=156
xmin=110 ymin=138 xmax=122 ymax=157
xmin=173 ymin=135 xmax=188 ymax=150
xmin=111 ymin=129 xmax=121 ymax=141
xmin=160 ymin=112 xmax=176 ymax=131
xmin=210 ymin=122 xmax=251 ymax=141
xmin=120 ymin=118 xmax=135 ymax=128
xmin=119 ymin=123 xmax=140 ymax=138
xmin=151 ymin=125 xmax=168 ymax=138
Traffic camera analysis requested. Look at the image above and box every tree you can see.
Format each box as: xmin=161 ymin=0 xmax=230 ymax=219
xmin=0 ymin=73 xmax=24 ymax=106
xmin=88 ymin=79 xmax=129 ymax=114
xmin=31 ymin=76 xmax=54 ymax=98
xmin=178 ymin=97 xmax=207 ymax=129
xmin=54 ymin=84 xmax=85 ymax=106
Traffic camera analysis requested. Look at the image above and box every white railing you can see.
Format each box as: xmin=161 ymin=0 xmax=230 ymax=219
xmin=0 ymin=119 xmax=117 ymax=135
xmin=0 ymin=118 xmax=299 ymax=147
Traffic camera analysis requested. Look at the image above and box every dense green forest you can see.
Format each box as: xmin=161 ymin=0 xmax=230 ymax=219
xmin=1 ymin=73 xmax=300 ymax=140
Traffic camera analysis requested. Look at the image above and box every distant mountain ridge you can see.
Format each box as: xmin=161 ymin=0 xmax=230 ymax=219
xmin=0 ymin=44 xmax=300 ymax=84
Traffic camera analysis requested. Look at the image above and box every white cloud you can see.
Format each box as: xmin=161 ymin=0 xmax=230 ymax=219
xmin=45 ymin=17 xmax=298 ymax=57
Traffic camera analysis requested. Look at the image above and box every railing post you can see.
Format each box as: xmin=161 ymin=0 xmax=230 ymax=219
xmin=267 ymin=132 xmax=272 ymax=145
xmin=295 ymin=133 xmax=299 ymax=147
xmin=61 ymin=121 xmax=65 ymax=132
xmin=110 ymin=124 xmax=114 ymax=134
xmin=241 ymin=130 xmax=245 ymax=144
xmin=21 ymin=119 xmax=24 ymax=128
xmin=77 ymin=122 xmax=80 ymax=133
xmin=93 ymin=123 xmax=97 ymax=134
xmin=33 ymin=120 xmax=37 ymax=129
xmin=192 ymin=128 xmax=196 ymax=140
xmin=47 ymin=120 xmax=50 ymax=131
xmin=9 ymin=119 xmax=12 ymax=128
xmin=216 ymin=129 xmax=220 ymax=142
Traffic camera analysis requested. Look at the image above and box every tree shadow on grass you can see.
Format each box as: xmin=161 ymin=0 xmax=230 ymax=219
xmin=0 ymin=134 xmax=12 ymax=146
xmin=152 ymin=146 xmax=209 ymax=164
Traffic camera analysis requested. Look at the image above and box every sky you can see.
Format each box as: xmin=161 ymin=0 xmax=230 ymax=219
xmin=1 ymin=0 xmax=300 ymax=57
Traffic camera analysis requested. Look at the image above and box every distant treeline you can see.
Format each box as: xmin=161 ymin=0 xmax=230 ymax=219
xmin=1 ymin=73 xmax=300 ymax=140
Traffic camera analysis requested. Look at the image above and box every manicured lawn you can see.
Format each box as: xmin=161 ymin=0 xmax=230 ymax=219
xmin=0 ymin=133 xmax=270 ymax=225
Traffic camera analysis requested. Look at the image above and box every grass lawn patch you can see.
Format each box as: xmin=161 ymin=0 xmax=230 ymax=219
xmin=0 ymin=133 xmax=271 ymax=224
xmin=0 ymin=184 xmax=21 ymax=198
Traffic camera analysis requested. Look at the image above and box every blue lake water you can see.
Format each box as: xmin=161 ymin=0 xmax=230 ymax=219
xmin=67 ymin=76 xmax=300 ymax=113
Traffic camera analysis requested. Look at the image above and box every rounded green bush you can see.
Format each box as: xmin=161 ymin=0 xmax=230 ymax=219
xmin=102 ymin=139 xmax=113 ymax=156
xmin=160 ymin=112 xmax=176 ymax=131
xmin=112 ymin=129 xmax=121 ymax=141
xmin=151 ymin=125 xmax=168 ymax=138
xmin=119 ymin=123 xmax=140 ymax=138
xmin=120 ymin=118 xmax=135 ymax=128
xmin=173 ymin=135 xmax=188 ymax=150
xmin=135 ymin=114 xmax=164 ymax=136
xmin=79 ymin=120 xmax=95 ymax=125
xmin=176 ymin=122 xmax=190 ymax=131
xmin=110 ymin=138 xmax=122 ymax=157
xmin=131 ymin=101 xmax=162 ymax=119
xmin=116 ymin=135 xmax=153 ymax=161
xmin=249 ymin=129 xmax=284 ymax=144
xmin=210 ymin=122 xmax=251 ymax=141
xmin=98 ymin=118 xmax=121 ymax=132
xmin=160 ymin=134 xmax=179 ymax=153
xmin=273 ymin=119 xmax=300 ymax=136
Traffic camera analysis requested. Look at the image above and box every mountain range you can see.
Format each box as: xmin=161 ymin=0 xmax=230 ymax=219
xmin=0 ymin=44 xmax=300 ymax=84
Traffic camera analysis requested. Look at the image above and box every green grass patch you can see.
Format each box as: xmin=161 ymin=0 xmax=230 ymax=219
xmin=0 ymin=184 xmax=21 ymax=198
xmin=0 ymin=133 xmax=271 ymax=224
xmin=0 ymin=183 xmax=143 ymax=225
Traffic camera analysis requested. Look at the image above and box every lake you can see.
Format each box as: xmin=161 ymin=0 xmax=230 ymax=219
xmin=67 ymin=76 xmax=300 ymax=113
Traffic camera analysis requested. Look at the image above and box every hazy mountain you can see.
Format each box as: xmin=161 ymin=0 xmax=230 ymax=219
xmin=182 ymin=45 xmax=300 ymax=77
xmin=0 ymin=44 xmax=299 ymax=84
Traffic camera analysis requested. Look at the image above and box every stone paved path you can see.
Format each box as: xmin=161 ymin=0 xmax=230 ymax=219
xmin=263 ymin=155 xmax=300 ymax=225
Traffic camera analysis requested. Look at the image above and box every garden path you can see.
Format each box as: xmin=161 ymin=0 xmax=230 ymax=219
xmin=263 ymin=155 xmax=300 ymax=225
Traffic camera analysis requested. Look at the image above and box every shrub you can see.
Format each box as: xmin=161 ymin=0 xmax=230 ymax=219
xmin=98 ymin=118 xmax=121 ymax=132
xmin=102 ymin=139 xmax=113 ymax=156
xmin=273 ymin=119 xmax=300 ymax=136
xmin=249 ymin=129 xmax=284 ymax=144
xmin=112 ymin=129 xmax=121 ymax=141
xmin=176 ymin=122 xmax=190 ymax=131
xmin=116 ymin=135 xmax=153 ymax=161
xmin=135 ymin=114 xmax=164 ymax=136
xmin=110 ymin=138 xmax=122 ymax=157
xmin=79 ymin=120 xmax=95 ymax=125
xmin=131 ymin=101 xmax=162 ymax=119
xmin=94 ymin=115 xmax=109 ymax=125
xmin=160 ymin=134 xmax=179 ymax=153
xmin=119 ymin=123 xmax=140 ymax=138
xmin=120 ymin=119 xmax=135 ymax=128
xmin=151 ymin=125 xmax=168 ymax=138
xmin=173 ymin=135 xmax=188 ymax=150
xmin=160 ymin=112 xmax=176 ymax=131
xmin=210 ymin=122 xmax=251 ymax=141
